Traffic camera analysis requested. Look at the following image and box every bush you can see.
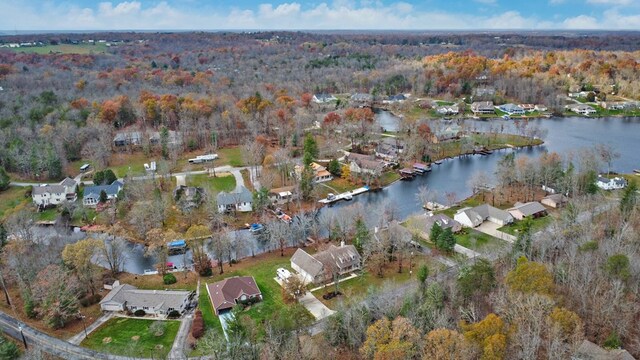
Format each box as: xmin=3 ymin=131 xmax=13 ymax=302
xmin=604 ymin=331 xmax=622 ymax=349
xmin=167 ymin=310 xmax=181 ymax=319
xmin=134 ymin=309 xmax=146 ymax=317
xmin=163 ymin=273 xmax=177 ymax=285
xmin=192 ymin=310 xmax=205 ymax=339
xmin=0 ymin=335 xmax=19 ymax=359
xmin=199 ymin=267 xmax=212 ymax=277
xmin=79 ymin=294 xmax=102 ymax=307
xmin=24 ymin=298 xmax=36 ymax=319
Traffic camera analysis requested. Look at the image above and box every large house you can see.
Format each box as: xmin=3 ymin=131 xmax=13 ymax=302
xmin=596 ymin=176 xmax=627 ymax=190
xmin=294 ymin=162 xmax=333 ymax=183
xmin=507 ymin=202 xmax=548 ymax=221
xmin=100 ymin=282 xmax=193 ymax=317
xmin=435 ymin=104 xmax=459 ymax=115
xmin=291 ymin=244 xmax=361 ymax=284
xmin=432 ymin=123 xmax=462 ymax=143
xmin=313 ymin=94 xmax=337 ymax=103
xmin=350 ymin=93 xmax=373 ymax=105
xmin=566 ymin=104 xmax=596 ymax=116
xmin=375 ymin=138 xmax=404 ymax=161
xmin=454 ymin=204 xmax=514 ymax=228
xmin=113 ymin=131 xmax=142 ymax=147
xmin=82 ymin=180 xmax=123 ymax=207
xmin=346 ymin=152 xmax=385 ymax=176
xmin=32 ymin=177 xmax=77 ymax=207
xmin=499 ymin=103 xmax=525 ymax=115
xmin=207 ymin=276 xmax=262 ymax=315
xmin=424 ymin=213 xmax=462 ymax=234
xmin=216 ymin=186 xmax=253 ymax=213
xmin=268 ymin=185 xmax=298 ymax=205
xmin=471 ymin=101 xmax=495 ymax=115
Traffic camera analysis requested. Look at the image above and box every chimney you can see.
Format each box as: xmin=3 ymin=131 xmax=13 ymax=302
xmin=340 ymin=240 xmax=345 ymax=248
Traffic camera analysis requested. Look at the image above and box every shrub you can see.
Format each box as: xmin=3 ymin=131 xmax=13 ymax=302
xmin=167 ymin=310 xmax=181 ymax=319
xmin=134 ymin=309 xmax=146 ymax=317
xmin=604 ymin=331 xmax=622 ymax=349
xmin=24 ymin=297 xmax=36 ymax=319
xmin=192 ymin=310 xmax=205 ymax=339
xmin=199 ymin=267 xmax=212 ymax=277
xmin=163 ymin=273 xmax=177 ymax=285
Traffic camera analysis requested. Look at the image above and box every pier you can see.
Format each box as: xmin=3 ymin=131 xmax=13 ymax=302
xmin=319 ymin=186 xmax=370 ymax=204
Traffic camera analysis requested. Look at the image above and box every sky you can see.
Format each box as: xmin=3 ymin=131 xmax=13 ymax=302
xmin=1 ymin=0 xmax=640 ymax=31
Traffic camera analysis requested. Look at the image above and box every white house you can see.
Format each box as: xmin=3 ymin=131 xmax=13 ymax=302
xmin=216 ymin=186 xmax=253 ymax=213
xmin=312 ymin=94 xmax=337 ymax=103
xmin=32 ymin=178 xmax=77 ymax=207
xmin=436 ymin=104 xmax=459 ymax=115
xmin=100 ymin=283 xmax=193 ymax=317
xmin=566 ymin=104 xmax=596 ymax=116
xmin=454 ymin=204 xmax=514 ymax=228
xmin=499 ymin=103 xmax=525 ymax=115
xmin=596 ymin=176 xmax=627 ymax=190
xmin=291 ymin=244 xmax=361 ymax=285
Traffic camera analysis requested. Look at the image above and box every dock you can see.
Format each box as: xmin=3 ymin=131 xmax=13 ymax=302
xmin=413 ymin=162 xmax=431 ymax=174
xmin=319 ymin=186 xmax=370 ymax=204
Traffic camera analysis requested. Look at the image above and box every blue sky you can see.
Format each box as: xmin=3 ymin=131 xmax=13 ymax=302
xmin=1 ymin=0 xmax=640 ymax=30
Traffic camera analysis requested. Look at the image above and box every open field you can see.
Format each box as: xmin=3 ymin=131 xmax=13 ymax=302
xmin=80 ymin=317 xmax=179 ymax=358
xmin=186 ymin=173 xmax=236 ymax=195
xmin=217 ymin=147 xmax=245 ymax=167
xmin=498 ymin=215 xmax=554 ymax=236
xmin=455 ymin=229 xmax=507 ymax=252
xmin=9 ymin=43 xmax=110 ymax=54
xmin=0 ymin=186 xmax=30 ymax=220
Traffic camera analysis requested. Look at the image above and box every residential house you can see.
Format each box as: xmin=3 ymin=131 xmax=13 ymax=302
xmin=100 ymin=283 xmax=193 ymax=317
xmin=541 ymin=194 xmax=568 ymax=208
xmin=82 ymin=180 xmax=123 ymax=207
xmin=350 ymin=93 xmax=373 ymax=105
xmin=507 ymin=202 xmax=548 ymax=221
xmin=520 ymin=104 xmax=535 ymax=112
xmin=471 ymin=101 xmax=495 ymax=115
xmin=534 ymin=104 xmax=548 ymax=112
xmin=596 ymin=176 xmax=627 ymax=190
xmin=568 ymin=91 xmax=595 ymax=99
xmin=346 ymin=152 xmax=385 ymax=175
xmin=432 ymin=123 xmax=462 ymax=143
xmin=424 ymin=213 xmax=462 ymax=234
xmin=32 ymin=177 xmax=77 ymax=207
xmin=113 ymin=131 xmax=142 ymax=147
xmin=173 ymin=185 xmax=204 ymax=211
xmin=268 ymin=185 xmax=298 ymax=205
xmin=149 ymin=130 xmax=182 ymax=147
xmin=375 ymin=137 xmax=404 ymax=161
xmin=499 ymin=103 xmax=525 ymax=115
xmin=207 ymin=276 xmax=262 ymax=315
xmin=473 ymin=87 xmax=495 ymax=99
xmin=291 ymin=244 xmax=361 ymax=284
xmin=572 ymin=340 xmax=635 ymax=360
xmin=383 ymin=94 xmax=407 ymax=104
xmin=454 ymin=204 xmax=514 ymax=228
xmin=566 ymin=104 xmax=596 ymax=116
xmin=436 ymin=104 xmax=459 ymax=115
xmin=216 ymin=186 xmax=253 ymax=213
xmin=294 ymin=162 xmax=333 ymax=183
xmin=313 ymin=94 xmax=337 ymax=103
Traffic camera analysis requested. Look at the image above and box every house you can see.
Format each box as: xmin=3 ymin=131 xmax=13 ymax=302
xmin=432 ymin=123 xmax=462 ymax=143
xmin=520 ymin=104 xmax=535 ymax=112
xmin=471 ymin=101 xmax=495 ymax=115
xmin=32 ymin=177 xmax=77 ymax=207
xmin=596 ymin=176 xmax=627 ymax=190
xmin=534 ymin=104 xmax=548 ymax=112
xmin=473 ymin=87 xmax=496 ymax=99
xmin=507 ymin=202 xmax=548 ymax=221
xmin=499 ymin=103 xmax=525 ymax=115
xmin=375 ymin=137 xmax=404 ymax=161
xmin=113 ymin=131 xmax=142 ymax=147
xmin=346 ymin=153 xmax=385 ymax=175
xmin=424 ymin=213 xmax=462 ymax=234
xmin=454 ymin=204 xmax=514 ymax=228
xmin=572 ymin=340 xmax=635 ymax=360
xmin=436 ymin=104 xmax=459 ymax=115
xmin=82 ymin=180 xmax=123 ymax=207
xmin=383 ymin=94 xmax=407 ymax=104
xmin=100 ymin=283 xmax=193 ymax=317
xmin=294 ymin=162 xmax=333 ymax=183
xmin=216 ymin=186 xmax=253 ymax=213
xmin=268 ymin=185 xmax=298 ymax=205
xmin=541 ymin=194 xmax=568 ymax=208
xmin=291 ymin=244 xmax=361 ymax=284
xmin=566 ymin=104 xmax=596 ymax=116
xmin=174 ymin=185 xmax=204 ymax=211
xmin=350 ymin=93 xmax=373 ymax=105
xmin=313 ymin=94 xmax=337 ymax=103
xmin=568 ymin=91 xmax=594 ymax=99
xmin=207 ymin=276 xmax=262 ymax=315
xmin=149 ymin=130 xmax=182 ymax=147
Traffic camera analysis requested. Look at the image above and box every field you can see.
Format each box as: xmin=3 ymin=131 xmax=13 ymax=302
xmin=10 ymin=43 xmax=109 ymax=54
xmin=498 ymin=215 xmax=554 ymax=236
xmin=455 ymin=229 xmax=506 ymax=252
xmin=186 ymin=173 xmax=236 ymax=195
xmin=80 ymin=317 xmax=180 ymax=358
xmin=0 ymin=186 xmax=30 ymax=220
xmin=217 ymin=147 xmax=245 ymax=167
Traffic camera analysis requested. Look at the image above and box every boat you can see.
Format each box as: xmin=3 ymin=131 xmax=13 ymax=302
xmin=344 ymin=194 xmax=353 ymax=201
xmin=433 ymin=160 xmax=443 ymax=165
xmin=633 ymin=169 xmax=640 ymax=174
xmin=167 ymin=239 xmax=187 ymax=255
xmin=502 ymin=114 xmax=511 ymax=120
xmin=413 ymin=162 xmax=431 ymax=174
xmin=249 ymin=223 xmax=264 ymax=234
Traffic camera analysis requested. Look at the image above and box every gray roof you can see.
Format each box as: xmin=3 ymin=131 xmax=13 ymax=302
xmin=351 ymin=93 xmax=373 ymax=101
xmin=347 ymin=153 xmax=384 ymax=171
xmin=113 ymin=131 xmax=142 ymax=143
xmin=471 ymin=101 xmax=494 ymax=110
xmin=500 ymin=103 xmax=524 ymax=112
xmin=100 ymin=283 xmax=190 ymax=313
xmin=472 ymin=204 xmax=513 ymax=222
xmin=509 ymin=202 xmax=547 ymax=216
xmin=291 ymin=248 xmax=324 ymax=278
xmin=216 ymin=186 xmax=253 ymax=206
xmin=32 ymin=184 xmax=65 ymax=195
xmin=573 ymin=340 xmax=635 ymax=360
xmin=292 ymin=245 xmax=361 ymax=278
xmin=83 ymin=180 xmax=123 ymax=199
xmin=60 ymin=177 xmax=77 ymax=187
xmin=424 ymin=214 xmax=461 ymax=232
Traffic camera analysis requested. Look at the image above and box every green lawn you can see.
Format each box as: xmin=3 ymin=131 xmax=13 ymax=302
xmin=10 ymin=43 xmax=109 ymax=54
xmin=455 ymin=229 xmax=506 ymax=252
xmin=498 ymin=216 xmax=553 ymax=236
xmin=187 ymin=173 xmax=236 ymax=195
xmin=36 ymin=208 xmax=58 ymax=222
xmin=379 ymin=171 xmax=401 ymax=186
xmin=217 ymin=147 xmax=245 ymax=167
xmin=0 ymin=187 xmax=29 ymax=220
xmin=80 ymin=318 xmax=180 ymax=358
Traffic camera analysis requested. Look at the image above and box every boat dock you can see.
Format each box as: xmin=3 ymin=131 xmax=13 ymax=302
xmin=319 ymin=186 xmax=370 ymax=204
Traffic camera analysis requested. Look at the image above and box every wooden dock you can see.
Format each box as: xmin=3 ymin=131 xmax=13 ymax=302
xmin=319 ymin=186 xmax=370 ymax=204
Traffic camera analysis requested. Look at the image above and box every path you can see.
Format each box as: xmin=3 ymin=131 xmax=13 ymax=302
xmin=274 ymin=277 xmax=335 ymax=321
xmin=453 ymin=244 xmax=481 ymax=259
xmin=230 ymin=169 xmax=244 ymax=192
xmin=169 ymin=315 xmax=192 ymax=359
xmin=475 ymin=222 xmax=517 ymax=243
xmin=317 ymin=182 xmax=339 ymax=193
xmin=67 ymin=312 xmax=114 ymax=345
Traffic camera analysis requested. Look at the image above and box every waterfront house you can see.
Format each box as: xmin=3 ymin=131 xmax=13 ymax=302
xmin=541 ymin=194 xmax=568 ymax=208
xmin=375 ymin=137 xmax=404 ymax=161
xmin=268 ymin=185 xmax=298 ymax=205
xmin=436 ymin=104 xmax=459 ymax=115
xmin=113 ymin=131 xmax=142 ymax=147
xmin=534 ymin=104 xmax=548 ymax=112
xmin=471 ymin=101 xmax=495 ymax=115
xmin=454 ymin=204 xmax=514 ymax=228
xmin=207 ymin=276 xmax=262 ymax=315
xmin=566 ymin=104 xmax=596 ymax=116
xmin=520 ymin=104 xmax=535 ymax=112
xmin=596 ymin=176 xmax=627 ymax=190
xmin=83 ymin=180 xmax=123 ymax=207
xmin=499 ymin=103 xmax=525 ymax=115
xmin=216 ymin=186 xmax=253 ymax=213
xmin=173 ymin=185 xmax=204 ymax=211
xmin=313 ymin=94 xmax=337 ymax=103
xmin=294 ymin=162 xmax=333 ymax=183
xmin=424 ymin=213 xmax=462 ymax=234
xmin=432 ymin=123 xmax=462 ymax=143
xmin=291 ymin=244 xmax=361 ymax=285
xmin=507 ymin=202 xmax=548 ymax=221
xmin=346 ymin=152 xmax=385 ymax=175
xmin=100 ymin=283 xmax=193 ymax=317
xmin=32 ymin=177 xmax=77 ymax=207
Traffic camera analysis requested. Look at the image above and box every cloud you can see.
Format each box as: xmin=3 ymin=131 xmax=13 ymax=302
xmin=586 ymin=0 xmax=632 ymax=5
xmin=473 ymin=0 xmax=497 ymax=5
xmin=1 ymin=0 xmax=639 ymax=31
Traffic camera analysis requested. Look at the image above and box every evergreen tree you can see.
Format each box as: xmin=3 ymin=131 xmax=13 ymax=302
xmin=430 ymin=222 xmax=442 ymax=243
xmin=353 ymin=218 xmax=370 ymax=253
xmin=103 ymin=169 xmax=117 ymax=185
xmin=437 ymin=228 xmax=456 ymax=252
xmin=0 ymin=166 xmax=9 ymax=191
xmin=93 ymin=170 xmax=104 ymax=185
xmin=620 ymin=181 xmax=638 ymax=218
xmin=99 ymin=190 xmax=108 ymax=203
xmin=302 ymin=133 xmax=318 ymax=166
xmin=327 ymin=158 xmax=342 ymax=176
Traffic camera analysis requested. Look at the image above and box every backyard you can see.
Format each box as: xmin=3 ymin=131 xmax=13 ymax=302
xmin=455 ymin=229 xmax=507 ymax=252
xmin=0 ymin=186 xmax=29 ymax=220
xmin=498 ymin=215 xmax=554 ymax=236
xmin=186 ymin=173 xmax=236 ymax=195
xmin=81 ymin=317 xmax=180 ymax=358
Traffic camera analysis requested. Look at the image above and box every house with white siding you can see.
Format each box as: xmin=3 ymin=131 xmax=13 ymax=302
xmin=32 ymin=178 xmax=77 ymax=207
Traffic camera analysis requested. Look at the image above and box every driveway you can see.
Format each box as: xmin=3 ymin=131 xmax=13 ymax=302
xmin=476 ymin=222 xmax=516 ymax=243
xmin=218 ymin=311 xmax=233 ymax=341
xmin=299 ymin=292 xmax=335 ymax=320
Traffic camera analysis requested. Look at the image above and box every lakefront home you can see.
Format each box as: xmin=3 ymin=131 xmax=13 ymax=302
xmin=216 ymin=186 xmax=253 ymax=213
xmin=291 ymin=244 xmax=361 ymax=284
xmin=454 ymin=204 xmax=514 ymax=228
xmin=498 ymin=103 xmax=525 ymax=115
xmin=32 ymin=177 xmax=77 ymax=207
xmin=596 ymin=176 xmax=627 ymax=190
xmin=566 ymin=104 xmax=596 ymax=116
xmin=346 ymin=152 xmax=386 ymax=176
xmin=471 ymin=101 xmax=495 ymax=115
xmin=207 ymin=276 xmax=262 ymax=315
xmin=100 ymin=281 xmax=193 ymax=317
xmin=83 ymin=180 xmax=123 ymax=207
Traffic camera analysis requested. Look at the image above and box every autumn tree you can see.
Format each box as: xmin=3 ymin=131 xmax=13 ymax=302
xmin=360 ymin=316 xmax=421 ymax=360
xmin=32 ymin=264 xmax=80 ymax=329
xmin=185 ymin=225 xmax=212 ymax=276
xmin=62 ymin=238 xmax=102 ymax=296
xmin=423 ymin=328 xmax=471 ymax=360
xmin=98 ymin=236 xmax=127 ymax=277
xmin=461 ymin=313 xmax=508 ymax=360
xmin=282 ymin=276 xmax=307 ymax=303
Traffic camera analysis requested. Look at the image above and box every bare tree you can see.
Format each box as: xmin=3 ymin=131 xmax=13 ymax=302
xmin=98 ymin=236 xmax=128 ymax=277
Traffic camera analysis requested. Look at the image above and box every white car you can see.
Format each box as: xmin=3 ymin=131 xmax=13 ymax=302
xmin=276 ymin=268 xmax=292 ymax=282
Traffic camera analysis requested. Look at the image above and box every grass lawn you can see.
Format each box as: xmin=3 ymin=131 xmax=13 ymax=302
xmin=217 ymin=147 xmax=244 ymax=167
xmin=36 ymin=208 xmax=58 ymax=222
xmin=318 ymin=178 xmax=359 ymax=196
xmin=81 ymin=318 xmax=179 ymax=358
xmin=379 ymin=171 xmax=401 ymax=186
xmin=0 ymin=187 xmax=30 ymax=220
xmin=10 ymin=43 xmax=109 ymax=54
xmin=187 ymin=173 xmax=236 ymax=195
xmin=455 ymin=229 xmax=507 ymax=252
xmin=439 ymin=193 xmax=485 ymax=218
xmin=498 ymin=215 xmax=553 ymax=236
